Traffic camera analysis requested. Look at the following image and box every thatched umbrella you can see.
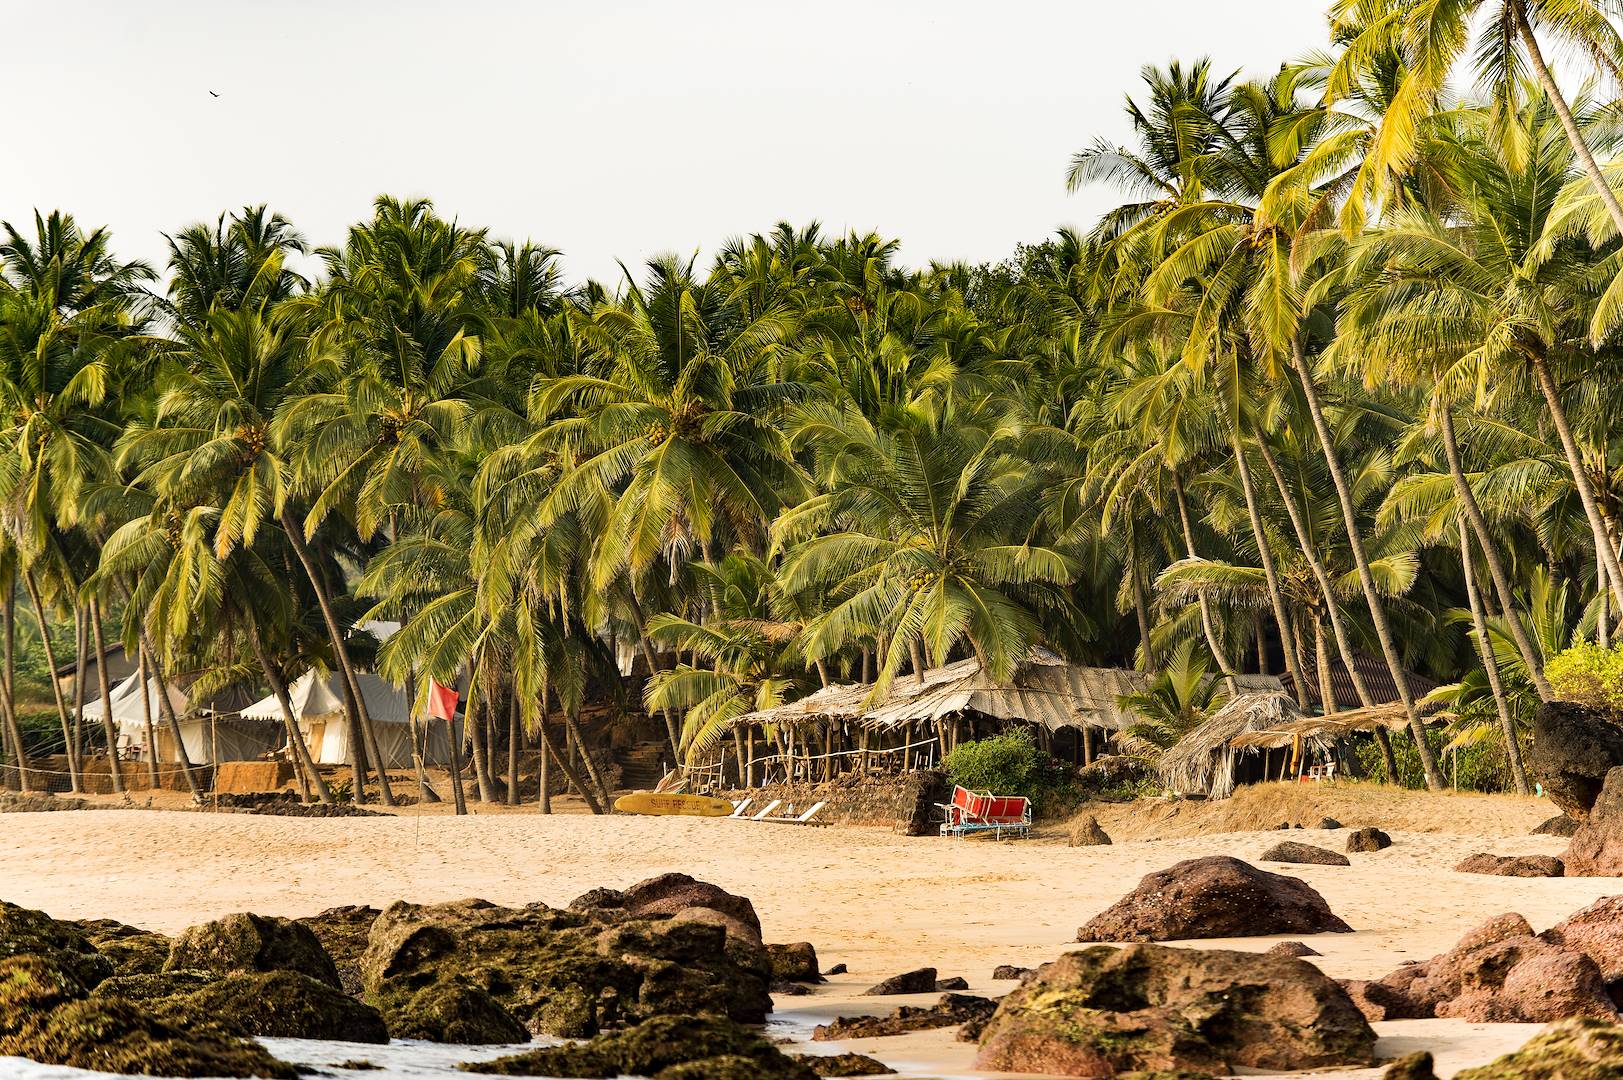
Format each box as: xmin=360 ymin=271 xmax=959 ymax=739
xmin=1158 ymin=692 xmax=1304 ymax=799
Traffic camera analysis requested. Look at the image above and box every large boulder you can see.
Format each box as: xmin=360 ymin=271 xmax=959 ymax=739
xmin=72 ymin=919 xmax=172 ymax=977
xmin=165 ymin=911 xmax=341 ymax=988
xmin=973 ymin=944 xmax=1375 ymax=1078
xmin=573 ymin=874 xmax=764 ymax=947
xmin=0 ymin=993 xmax=298 ymax=1078
xmin=1077 ymin=857 xmax=1352 ymax=942
xmin=1543 ymin=896 xmax=1623 ymax=982
xmin=0 ymin=901 xmax=112 ymax=990
xmin=387 ymin=982 xmax=529 ymax=1044
xmin=1396 ymin=1018 xmax=1623 ymax=1080
xmin=359 ymin=897 xmax=770 ymax=1041
xmin=462 ymin=1014 xmax=817 ymax=1079
xmin=1258 ymin=841 xmax=1351 ymax=867
xmin=295 ymin=905 xmax=380 ymax=995
xmin=765 ymin=942 xmax=821 ymax=983
xmin=1362 ymin=913 xmax=1617 ymax=1023
xmin=1530 ymin=701 xmax=1623 ymax=820
xmin=157 ymin=971 xmax=390 ymax=1044
xmin=1564 ymin=767 xmax=1623 ymax=875
xmin=863 ymin=967 xmax=937 ymax=994
xmin=1534 ymin=814 xmax=1581 ymax=837
xmin=1454 ymin=854 xmax=1564 ymax=878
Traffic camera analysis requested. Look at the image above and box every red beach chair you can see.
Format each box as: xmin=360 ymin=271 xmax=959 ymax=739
xmin=938 ymin=784 xmax=1031 ymax=840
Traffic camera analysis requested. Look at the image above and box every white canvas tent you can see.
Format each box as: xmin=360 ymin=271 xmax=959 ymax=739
xmin=89 ymin=672 xmax=280 ymax=764
xmin=242 ymin=671 xmax=454 ymax=768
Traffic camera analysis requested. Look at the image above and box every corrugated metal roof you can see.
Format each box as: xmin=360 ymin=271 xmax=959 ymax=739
xmin=1281 ymin=652 xmax=1439 ymax=712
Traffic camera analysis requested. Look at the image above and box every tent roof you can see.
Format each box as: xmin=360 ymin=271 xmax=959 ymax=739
xmin=241 ymin=670 xmax=420 ymax=726
xmin=734 ymin=652 xmax=1282 ymax=733
xmin=85 ymin=673 xmax=188 ymax=728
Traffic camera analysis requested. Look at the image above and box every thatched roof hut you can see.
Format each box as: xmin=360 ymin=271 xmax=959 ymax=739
xmin=737 ymin=651 xmax=1282 ymax=735
xmin=1158 ymin=692 xmax=1305 ymax=799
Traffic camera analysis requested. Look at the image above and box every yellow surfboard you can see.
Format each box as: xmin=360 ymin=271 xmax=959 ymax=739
xmin=614 ymin=792 xmax=735 ymax=817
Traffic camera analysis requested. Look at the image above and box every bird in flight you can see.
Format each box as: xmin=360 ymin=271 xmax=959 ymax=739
xmin=208 ymin=90 xmax=219 ymax=98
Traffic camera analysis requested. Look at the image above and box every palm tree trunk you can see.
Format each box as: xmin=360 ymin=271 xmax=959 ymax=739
xmin=137 ymin=630 xmax=201 ymax=798
xmin=1171 ymin=474 xmax=1240 ymax=690
xmin=565 ymin=706 xmax=611 ymax=806
xmin=536 ymin=710 xmax=601 ymax=813
xmin=332 ymin=669 xmax=373 ymax=803
xmin=1128 ymin=524 xmax=1157 ymax=670
xmin=246 ymin=618 xmax=330 ymax=804
xmin=466 ymin=667 xmax=496 ymax=803
xmin=1437 ymin=405 xmax=1553 ymax=700
xmin=88 ymin=598 xmax=124 ymax=795
xmin=1289 ymin=344 xmax=1443 ymax=790
xmin=1458 ymin=518 xmax=1530 ymax=795
xmin=1232 ymin=432 xmax=1309 ymax=706
xmin=136 ymin=646 xmax=160 ymax=789
xmin=507 ymin=683 xmax=521 ymax=806
xmin=71 ymin=606 xmax=86 ymax=786
xmin=0 ymin=583 xmax=26 ymax=792
xmin=627 ymin=591 xmax=683 ymax=762
xmin=1511 ymin=0 xmax=1623 ymax=236
xmin=1527 ymin=354 xmax=1623 ymax=611
xmin=279 ymin=507 xmax=395 ymax=806
xmin=538 ymin=678 xmax=552 ymax=812
xmin=1257 ymin=437 xmax=1398 ymax=781
xmin=909 ymin=638 xmax=929 ymax=685
xmin=25 ymin=571 xmax=77 ymax=793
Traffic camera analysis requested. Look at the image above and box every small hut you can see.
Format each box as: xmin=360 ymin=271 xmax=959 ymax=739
xmin=1158 ymin=692 xmax=1305 ymax=799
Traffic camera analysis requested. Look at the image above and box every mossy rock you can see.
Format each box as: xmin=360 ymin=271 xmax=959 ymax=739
xmin=166 ymin=911 xmax=341 ymax=988
xmin=0 ymin=900 xmax=112 ymax=989
xmin=1454 ymin=1019 xmax=1623 ymax=1079
xmin=297 ymin=905 xmax=381 ymax=995
xmin=73 ymin=919 xmax=174 ymax=977
xmin=461 ymin=1014 xmax=814 ymax=1078
xmin=656 ymin=1054 xmax=813 ymax=1079
xmin=387 ymin=981 xmax=529 ymax=1044
xmin=161 ymin=971 xmax=390 ymax=1044
xmin=0 ymin=995 xmax=297 ymax=1078
xmin=363 ymin=899 xmax=769 ymax=1041
xmin=793 ymin=1051 xmax=897 ymax=1076
xmin=0 ymin=955 xmax=86 ymax=1038
xmin=92 ymin=970 xmax=218 ymax=1003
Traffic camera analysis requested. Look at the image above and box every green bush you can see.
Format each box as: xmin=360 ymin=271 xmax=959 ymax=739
xmin=1547 ymin=643 xmax=1623 ymax=712
xmin=943 ymin=728 xmax=1075 ymax=811
xmin=1353 ymin=728 xmax=1523 ymax=793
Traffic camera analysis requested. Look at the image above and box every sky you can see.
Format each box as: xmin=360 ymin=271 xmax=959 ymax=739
xmin=2 ymin=0 xmax=1330 ymax=285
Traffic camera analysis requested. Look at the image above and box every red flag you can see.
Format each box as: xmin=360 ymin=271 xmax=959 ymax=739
xmin=428 ymin=678 xmax=460 ymax=721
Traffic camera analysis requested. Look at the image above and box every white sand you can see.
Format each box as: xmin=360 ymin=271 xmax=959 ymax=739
xmin=0 ymin=797 xmax=1611 ymax=1078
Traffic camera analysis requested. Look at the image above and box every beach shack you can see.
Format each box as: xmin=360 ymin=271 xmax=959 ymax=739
xmin=85 ymin=672 xmax=281 ymax=765
xmin=726 ymin=651 xmax=1251 ymax=788
xmin=1157 ymin=692 xmax=1309 ymax=799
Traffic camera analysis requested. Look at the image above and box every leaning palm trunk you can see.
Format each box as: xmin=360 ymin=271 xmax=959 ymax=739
xmin=1458 ymin=518 xmax=1531 ymax=795
xmin=71 ymin=608 xmax=87 ymax=784
xmin=1290 ymin=345 xmax=1443 ymax=790
xmin=0 ymin=584 xmax=30 ymax=792
xmin=565 ymin=706 xmax=612 ymax=807
xmin=137 ymin=647 xmax=160 ymax=789
xmin=26 ymin=570 xmax=78 ymax=792
xmin=140 ymin=635 xmax=201 ymax=798
xmin=536 ymin=709 xmax=602 ymax=814
xmin=1256 ymin=437 xmax=1400 ymax=781
xmin=466 ymin=666 xmax=497 ymax=803
xmin=1171 ymin=474 xmax=1240 ymax=691
xmin=246 ymin=619 xmax=329 ymax=804
xmin=1232 ymin=432 xmax=1309 ymax=706
xmin=88 ymin=598 xmax=124 ymax=794
xmin=279 ymin=507 xmax=395 ymax=805
xmin=1527 ymin=355 xmax=1623 ymax=612
xmin=1127 ymin=525 xmax=1157 ymax=671
xmin=1511 ymin=0 xmax=1623 ymax=238
xmin=1437 ymin=406 xmax=1553 ymax=700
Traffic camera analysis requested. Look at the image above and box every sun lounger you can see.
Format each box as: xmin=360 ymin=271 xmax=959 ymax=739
xmin=756 ymin=801 xmax=828 ymax=826
xmin=747 ymin=799 xmax=782 ymax=820
xmin=938 ymin=784 xmax=1030 ymax=840
xmin=728 ymin=798 xmax=753 ymax=818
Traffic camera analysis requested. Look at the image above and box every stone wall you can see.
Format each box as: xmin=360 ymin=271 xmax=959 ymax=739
xmin=721 ymin=769 xmax=948 ymax=835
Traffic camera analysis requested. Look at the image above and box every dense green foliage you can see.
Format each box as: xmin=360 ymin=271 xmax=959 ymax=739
xmin=1547 ymin=644 xmax=1623 ymax=713
xmin=7 ymin=1 xmax=1623 ymax=804
xmin=942 ymin=729 xmax=1074 ymax=808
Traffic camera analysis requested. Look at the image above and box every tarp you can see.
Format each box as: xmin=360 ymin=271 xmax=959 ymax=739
xmin=243 ymin=670 xmax=454 ymax=768
xmin=85 ymin=672 xmax=188 ymax=727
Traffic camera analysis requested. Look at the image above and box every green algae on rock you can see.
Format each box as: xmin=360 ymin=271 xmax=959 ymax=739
xmin=460 ymin=1014 xmax=815 ymax=1078
xmin=1385 ymin=1019 xmax=1623 ymax=1080
xmin=166 ymin=911 xmax=342 ymax=988
xmin=0 ymin=900 xmax=112 ymax=989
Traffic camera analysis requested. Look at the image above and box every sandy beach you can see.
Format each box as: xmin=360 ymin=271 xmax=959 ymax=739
xmin=0 ymin=784 xmax=1606 ymax=1078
